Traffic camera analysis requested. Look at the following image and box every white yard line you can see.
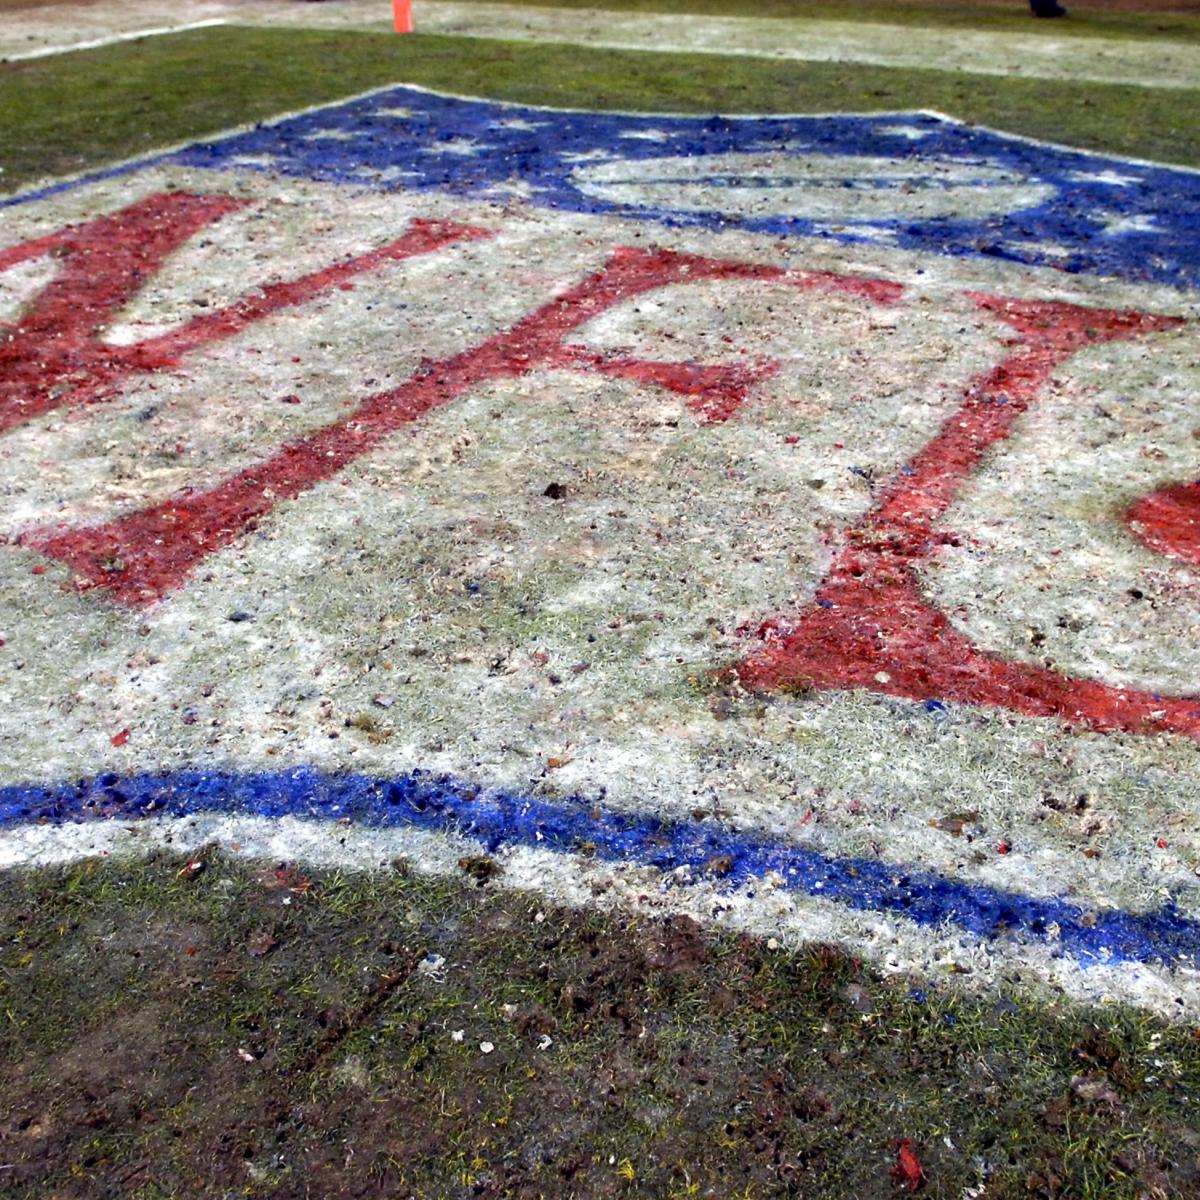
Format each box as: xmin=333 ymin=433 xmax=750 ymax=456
xmin=0 ymin=0 xmax=1195 ymax=93
xmin=2 ymin=18 xmax=228 ymax=63
xmin=414 ymin=2 xmax=1200 ymax=91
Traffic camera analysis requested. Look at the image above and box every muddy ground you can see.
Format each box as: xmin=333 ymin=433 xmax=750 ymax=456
xmin=1 ymin=849 xmax=1199 ymax=1199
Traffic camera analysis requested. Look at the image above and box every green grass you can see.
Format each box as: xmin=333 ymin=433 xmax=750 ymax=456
xmin=2 ymin=24 xmax=1198 ymax=198
xmin=0 ymin=849 xmax=1197 ymax=1198
xmin=452 ymin=0 xmax=1200 ymax=44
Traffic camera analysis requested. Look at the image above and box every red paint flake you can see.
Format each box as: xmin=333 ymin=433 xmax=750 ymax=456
xmin=731 ymin=296 xmax=1193 ymax=740
xmin=891 ymin=1139 xmax=925 ymax=1192
xmin=997 ymin=841 xmax=1011 ymax=855
xmin=783 ymin=435 xmax=801 ymax=445
xmin=1157 ymin=838 xmax=1170 ymax=849
xmin=110 ymin=728 xmax=131 ymax=747
xmin=30 ymin=566 xmax=47 ymax=575
xmin=280 ymin=394 xmax=302 ymax=405
xmin=24 ymin=245 xmax=897 ymax=605
xmin=273 ymin=865 xmax=313 ymax=895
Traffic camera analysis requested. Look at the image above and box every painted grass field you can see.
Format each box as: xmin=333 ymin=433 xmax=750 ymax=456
xmin=2 ymin=1 xmax=1200 ymax=1197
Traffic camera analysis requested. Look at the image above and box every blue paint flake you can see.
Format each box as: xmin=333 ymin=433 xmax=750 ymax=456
xmin=2 ymin=767 xmax=1198 ymax=971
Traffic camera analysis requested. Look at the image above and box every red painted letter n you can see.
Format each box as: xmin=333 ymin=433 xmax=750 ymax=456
xmin=0 ymin=192 xmax=486 ymax=434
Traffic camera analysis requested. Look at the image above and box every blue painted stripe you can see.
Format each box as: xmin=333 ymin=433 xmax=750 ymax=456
xmin=1 ymin=768 xmax=1197 ymax=970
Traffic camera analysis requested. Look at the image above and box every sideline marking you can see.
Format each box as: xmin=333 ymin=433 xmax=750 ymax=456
xmin=409 ymin=2 xmax=1200 ymax=92
xmin=3 ymin=768 xmax=1198 ymax=971
xmin=1 ymin=19 xmax=227 ymax=63
xmin=4 ymin=0 xmax=1189 ymax=90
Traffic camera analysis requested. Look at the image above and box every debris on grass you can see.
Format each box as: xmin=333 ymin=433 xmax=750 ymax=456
xmin=417 ymin=952 xmax=447 ymax=983
xmin=458 ymin=855 xmax=503 ymax=885
xmin=246 ymin=929 xmax=279 ymax=958
xmin=891 ymin=1137 xmax=926 ymax=1192
xmin=1070 ymin=1074 xmax=1122 ymax=1107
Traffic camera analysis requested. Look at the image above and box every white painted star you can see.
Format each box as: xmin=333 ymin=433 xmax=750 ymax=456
xmin=878 ymin=124 xmax=933 ymax=141
xmin=492 ymin=118 xmax=548 ymax=132
xmin=364 ymin=166 xmax=425 ymax=183
xmin=1094 ymin=212 xmax=1159 ymax=237
xmin=482 ymin=177 xmax=545 ymax=201
xmin=422 ymin=138 xmax=491 ymax=157
xmin=560 ymin=149 xmax=612 ymax=164
xmin=1067 ymin=169 xmax=1143 ymax=187
xmin=1006 ymin=240 xmax=1076 ymax=261
xmin=841 ymin=223 xmax=903 ymax=245
xmin=302 ymin=129 xmax=360 ymax=143
xmin=618 ymin=129 xmax=671 ymax=142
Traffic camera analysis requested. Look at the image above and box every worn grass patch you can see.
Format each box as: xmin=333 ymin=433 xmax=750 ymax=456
xmin=1 ymin=25 xmax=1198 ymax=198
xmin=0 ymin=849 xmax=1197 ymax=1198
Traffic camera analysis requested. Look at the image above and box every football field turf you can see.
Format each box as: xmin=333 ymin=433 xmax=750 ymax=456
xmin=2 ymin=3 xmax=1200 ymax=1196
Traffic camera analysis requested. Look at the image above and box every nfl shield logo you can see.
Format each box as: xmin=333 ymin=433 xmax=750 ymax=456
xmin=2 ymin=86 xmax=1199 ymax=1013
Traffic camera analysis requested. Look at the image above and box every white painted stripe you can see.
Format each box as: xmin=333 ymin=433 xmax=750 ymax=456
xmin=4 ymin=812 xmax=1197 ymax=1020
xmin=0 ymin=75 xmax=955 ymax=207
xmin=917 ymin=107 xmax=1200 ymax=176
xmin=1 ymin=18 xmax=228 ymax=63
xmin=6 ymin=82 xmax=1195 ymax=214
